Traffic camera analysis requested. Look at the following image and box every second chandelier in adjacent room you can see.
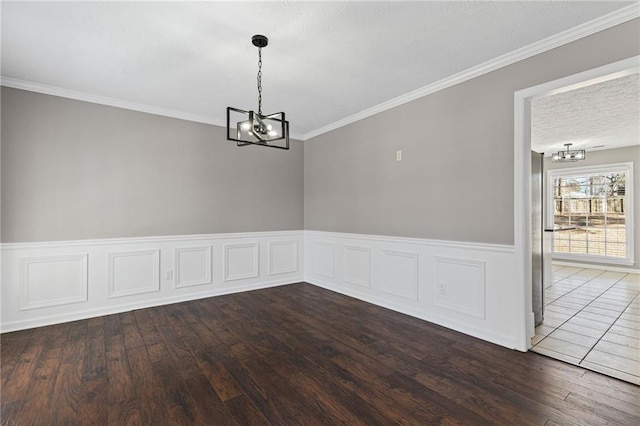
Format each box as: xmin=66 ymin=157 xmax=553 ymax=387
xmin=551 ymin=143 xmax=586 ymax=162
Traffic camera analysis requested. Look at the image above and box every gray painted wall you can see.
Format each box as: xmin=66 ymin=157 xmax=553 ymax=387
xmin=2 ymin=20 xmax=638 ymax=246
xmin=304 ymin=19 xmax=640 ymax=245
xmin=544 ymin=145 xmax=640 ymax=269
xmin=1 ymin=88 xmax=304 ymax=242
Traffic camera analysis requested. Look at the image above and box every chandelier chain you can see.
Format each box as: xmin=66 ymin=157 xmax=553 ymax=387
xmin=257 ymin=47 xmax=262 ymax=115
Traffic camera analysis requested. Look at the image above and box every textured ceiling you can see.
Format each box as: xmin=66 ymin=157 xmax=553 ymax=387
xmin=1 ymin=1 xmax=636 ymax=138
xmin=532 ymin=73 xmax=640 ymax=155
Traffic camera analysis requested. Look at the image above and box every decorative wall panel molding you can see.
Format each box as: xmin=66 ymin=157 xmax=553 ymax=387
xmin=107 ymin=249 xmax=160 ymax=298
xmin=223 ymin=242 xmax=259 ymax=282
xmin=304 ymin=230 xmax=517 ymax=350
xmin=433 ymin=256 xmax=486 ymax=319
xmin=269 ymin=240 xmax=298 ymax=276
xmin=343 ymin=245 xmax=371 ymax=288
xmin=20 ymin=254 xmax=88 ymax=310
xmin=313 ymin=241 xmax=335 ymax=279
xmin=381 ymin=249 xmax=419 ymax=301
xmin=1 ymin=231 xmax=304 ymax=333
xmin=3 ymin=229 xmax=513 ymax=351
xmin=174 ymin=245 xmax=212 ymax=289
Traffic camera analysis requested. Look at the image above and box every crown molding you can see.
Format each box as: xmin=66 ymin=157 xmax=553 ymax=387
xmin=0 ymin=77 xmax=227 ymax=126
xmin=302 ymin=4 xmax=640 ymax=141
xmin=1 ymin=4 xmax=637 ymax=142
xmin=0 ymin=77 xmax=306 ymax=140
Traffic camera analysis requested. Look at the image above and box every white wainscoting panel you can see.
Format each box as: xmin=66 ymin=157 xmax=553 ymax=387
xmin=3 ymin=229 xmax=518 ymax=351
xmin=304 ymin=230 xmax=518 ymax=350
xmin=20 ymin=254 xmax=88 ymax=310
xmin=174 ymin=245 xmax=212 ymax=289
xmin=1 ymin=231 xmax=304 ymax=332
xmin=224 ymin=243 xmax=259 ymax=282
xmin=343 ymin=245 xmax=371 ymax=288
xmin=313 ymin=241 xmax=335 ymax=279
xmin=269 ymin=240 xmax=298 ymax=276
xmin=108 ymin=249 xmax=160 ymax=298
xmin=434 ymin=256 xmax=486 ymax=319
xmin=381 ymin=249 xmax=419 ymax=301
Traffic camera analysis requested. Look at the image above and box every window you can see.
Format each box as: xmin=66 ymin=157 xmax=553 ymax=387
xmin=547 ymin=162 xmax=633 ymax=265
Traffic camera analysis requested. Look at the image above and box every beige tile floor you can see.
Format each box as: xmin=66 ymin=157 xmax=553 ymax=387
xmin=531 ymin=265 xmax=640 ymax=385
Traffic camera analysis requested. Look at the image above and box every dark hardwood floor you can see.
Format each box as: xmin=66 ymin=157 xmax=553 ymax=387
xmin=1 ymin=283 xmax=639 ymax=425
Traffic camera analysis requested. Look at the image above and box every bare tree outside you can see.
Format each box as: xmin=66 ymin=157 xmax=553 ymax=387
xmin=553 ymin=170 xmax=627 ymax=258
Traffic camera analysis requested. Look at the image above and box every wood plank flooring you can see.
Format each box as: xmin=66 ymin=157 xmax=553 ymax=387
xmin=2 ymin=283 xmax=639 ymax=425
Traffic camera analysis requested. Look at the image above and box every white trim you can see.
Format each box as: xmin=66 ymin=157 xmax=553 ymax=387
xmin=513 ymin=56 xmax=640 ymax=352
xmin=553 ymin=253 xmax=634 ymax=266
xmin=4 ymin=229 xmax=519 ymax=349
xmin=1 ymin=231 xmax=304 ymax=333
xmin=0 ymin=230 xmax=302 ymax=251
xmin=1 ymin=279 xmax=294 ymax=333
xmin=0 ymin=77 xmax=224 ymax=126
xmin=1 ymin=5 xmax=637 ymax=142
xmin=223 ymin=242 xmax=259 ymax=282
xmin=546 ymin=162 xmax=634 ymax=266
xmin=433 ymin=256 xmax=486 ymax=320
xmin=307 ymin=276 xmax=517 ymax=350
xmin=268 ymin=240 xmax=299 ymax=276
xmin=343 ymin=244 xmax=372 ymax=288
xmin=302 ymin=5 xmax=640 ymax=140
xmin=381 ymin=249 xmax=420 ymax=301
xmin=20 ymin=254 xmax=89 ymax=310
xmin=312 ymin=241 xmax=336 ymax=279
xmin=174 ymin=245 xmax=213 ymax=289
xmin=528 ymin=312 xmax=536 ymax=339
xmin=305 ymin=230 xmax=520 ymax=350
xmin=546 ymin=162 xmax=633 ymax=174
xmin=107 ymin=249 xmax=161 ymax=298
xmin=305 ymin=230 xmax=514 ymax=254
xmin=552 ymin=261 xmax=640 ymax=275
xmin=0 ymin=77 xmax=306 ymax=141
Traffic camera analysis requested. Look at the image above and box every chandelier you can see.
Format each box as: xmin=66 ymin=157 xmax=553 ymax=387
xmin=551 ymin=143 xmax=586 ymax=163
xmin=226 ymin=35 xmax=289 ymax=150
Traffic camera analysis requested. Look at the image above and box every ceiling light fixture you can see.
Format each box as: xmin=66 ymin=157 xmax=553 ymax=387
xmin=226 ymin=35 xmax=289 ymax=150
xmin=551 ymin=143 xmax=586 ymax=163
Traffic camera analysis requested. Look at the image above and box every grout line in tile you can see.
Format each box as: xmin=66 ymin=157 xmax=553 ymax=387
xmin=541 ymin=272 xmax=622 ymax=342
xmin=578 ymin=294 xmax=639 ymax=364
xmin=536 ymin=267 xmax=640 ymax=385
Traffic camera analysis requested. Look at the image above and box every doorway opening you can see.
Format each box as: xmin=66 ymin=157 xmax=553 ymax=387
xmin=513 ymin=56 xmax=639 ymax=384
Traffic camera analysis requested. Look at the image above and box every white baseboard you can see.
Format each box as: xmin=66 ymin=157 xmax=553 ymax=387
xmin=1 ymin=231 xmax=304 ymax=333
xmin=1 ymin=279 xmax=296 ymax=333
xmin=304 ymin=231 xmax=521 ymax=350
xmin=308 ymin=276 xmax=517 ymax=350
xmin=528 ymin=312 xmax=536 ymax=339
xmin=552 ymin=261 xmax=640 ymax=274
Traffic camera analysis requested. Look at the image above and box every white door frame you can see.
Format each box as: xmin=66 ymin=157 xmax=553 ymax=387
xmin=512 ymin=55 xmax=639 ymax=351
